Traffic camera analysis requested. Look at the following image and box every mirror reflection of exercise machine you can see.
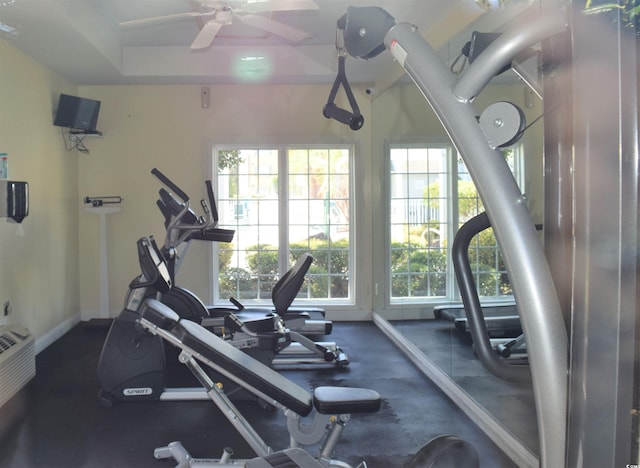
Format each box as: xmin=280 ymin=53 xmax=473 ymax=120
xmin=444 ymin=215 xmax=547 ymax=372
xmin=334 ymin=6 xmax=569 ymax=468
xmin=451 ymin=211 xmax=530 ymax=383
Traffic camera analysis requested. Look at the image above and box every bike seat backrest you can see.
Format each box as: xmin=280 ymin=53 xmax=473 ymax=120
xmin=272 ymin=254 xmax=313 ymax=315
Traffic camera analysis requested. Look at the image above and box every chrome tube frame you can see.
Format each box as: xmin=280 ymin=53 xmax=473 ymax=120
xmin=376 ymin=9 xmax=569 ymax=468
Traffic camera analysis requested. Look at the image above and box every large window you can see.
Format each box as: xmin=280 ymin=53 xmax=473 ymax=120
xmin=212 ymin=145 xmax=352 ymax=304
xmin=389 ymin=143 xmax=522 ymax=303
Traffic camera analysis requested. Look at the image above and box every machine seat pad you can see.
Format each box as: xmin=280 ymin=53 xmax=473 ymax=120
xmin=241 ymin=307 xmax=311 ymax=320
xmin=313 ymin=386 xmax=381 ymax=415
xmin=280 ymin=306 xmax=324 ymax=317
xmin=232 ymin=312 xmax=282 ymax=333
xmin=140 ymin=300 xmax=180 ymax=330
xmin=174 ymin=316 xmax=313 ymax=417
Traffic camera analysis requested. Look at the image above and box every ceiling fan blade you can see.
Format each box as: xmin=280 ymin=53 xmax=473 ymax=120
xmin=240 ymin=14 xmax=311 ymax=41
xmin=119 ymin=11 xmax=215 ymax=29
xmin=190 ymin=20 xmax=224 ymax=50
xmin=242 ymin=0 xmax=319 ymax=14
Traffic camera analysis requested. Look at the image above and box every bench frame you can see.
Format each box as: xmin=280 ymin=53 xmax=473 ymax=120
xmin=137 ymin=299 xmax=380 ymax=467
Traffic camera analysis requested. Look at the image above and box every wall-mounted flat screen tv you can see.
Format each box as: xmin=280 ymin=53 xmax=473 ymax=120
xmin=53 ymin=93 xmax=101 ymax=133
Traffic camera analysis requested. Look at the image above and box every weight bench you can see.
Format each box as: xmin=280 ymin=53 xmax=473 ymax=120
xmin=138 ymin=298 xmax=381 ymax=468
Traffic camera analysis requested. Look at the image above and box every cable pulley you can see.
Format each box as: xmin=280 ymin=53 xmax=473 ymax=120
xmin=322 ymin=17 xmax=364 ymax=131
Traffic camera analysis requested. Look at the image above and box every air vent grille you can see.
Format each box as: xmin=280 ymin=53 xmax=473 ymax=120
xmin=0 ymin=333 xmax=18 ymax=352
xmin=0 ymin=326 xmax=36 ymax=408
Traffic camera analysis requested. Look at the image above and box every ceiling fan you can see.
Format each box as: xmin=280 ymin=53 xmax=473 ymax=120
xmin=119 ymin=0 xmax=320 ymax=50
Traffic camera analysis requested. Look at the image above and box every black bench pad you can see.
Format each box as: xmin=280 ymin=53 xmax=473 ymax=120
xmin=140 ymin=300 xmax=180 ymax=329
xmin=174 ymin=315 xmax=314 ymax=417
xmin=313 ymin=386 xmax=381 ymax=415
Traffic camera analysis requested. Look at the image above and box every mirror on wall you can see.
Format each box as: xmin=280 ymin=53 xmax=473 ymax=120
xmin=371 ymin=2 xmax=548 ymax=464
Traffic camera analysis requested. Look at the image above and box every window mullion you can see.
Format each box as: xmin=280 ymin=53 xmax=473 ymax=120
xmin=448 ymin=148 xmax=460 ymax=301
xmin=279 ymin=146 xmax=289 ymax=275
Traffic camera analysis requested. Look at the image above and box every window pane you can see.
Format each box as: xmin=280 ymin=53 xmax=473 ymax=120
xmin=214 ymin=145 xmax=352 ymax=303
xmin=389 ymin=146 xmax=448 ymax=299
xmin=388 ymin=145 xmax=519 ymax=303
xmin=289 ymin=174 xmax=309 ymax=199
xmin=215 ymin=148 xmax=279 ymax=300
xmin=459 ymin=157 xmax=511 ymax=298
xmin=289 ymin=147 xmax=351 ymax=300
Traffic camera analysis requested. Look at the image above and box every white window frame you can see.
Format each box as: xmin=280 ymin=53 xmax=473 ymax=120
xmin=209 ymin=143 xmax=356 ymax=308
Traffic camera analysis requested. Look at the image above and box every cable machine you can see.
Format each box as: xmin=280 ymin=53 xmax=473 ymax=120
xmin=331 ymin=5 xmax=569 ymax=467
xmin=330 ymin=3 xmax=640 ymax=467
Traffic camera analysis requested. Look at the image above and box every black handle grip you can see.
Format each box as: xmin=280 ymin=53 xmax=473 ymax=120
xmin=323 ymin=103 xmax=364 ymax=131
xmin=205 ymin=180 xmax=218 ymax=222
xmin=229 ymin=296 xmax=244 ymax=311
xmin=200 ymin=199 xmax=210 ymax=216
xmin=151 ymin=168 xmax=189 ymax=203
xmin=224 ymin=313 xmax=245 ymax=332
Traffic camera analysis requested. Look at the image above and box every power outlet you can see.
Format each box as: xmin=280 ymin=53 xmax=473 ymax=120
xmin=3 ymin=301 xmax=11 ymax=316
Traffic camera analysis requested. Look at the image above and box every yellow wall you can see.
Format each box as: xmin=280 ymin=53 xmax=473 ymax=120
xmin=0 ymin=42 xmax=80 ymax=347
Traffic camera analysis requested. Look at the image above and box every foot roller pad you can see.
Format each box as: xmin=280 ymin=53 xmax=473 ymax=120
xmin=313 ymin=386 xmax=381 ymax=414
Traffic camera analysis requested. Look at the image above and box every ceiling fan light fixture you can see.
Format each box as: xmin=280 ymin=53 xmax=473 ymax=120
xmin=216 ymin=9 xmax=233 ymax=25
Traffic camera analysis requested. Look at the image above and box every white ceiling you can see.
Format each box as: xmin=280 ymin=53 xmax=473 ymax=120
xmin=0 ymin=0 xmax=532 ymax=87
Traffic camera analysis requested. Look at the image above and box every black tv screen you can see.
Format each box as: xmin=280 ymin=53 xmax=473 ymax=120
xmin=53 ymin=94 xmax=101 ymax=132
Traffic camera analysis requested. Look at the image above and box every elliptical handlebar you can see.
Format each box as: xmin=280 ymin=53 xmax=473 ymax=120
xmin=150 ymin=168 xmax=217 ymax=251
xmin=151 ymin=168 xmax=190 ymax=203
xmin=205 ymin=179 xmax=218 ymax=223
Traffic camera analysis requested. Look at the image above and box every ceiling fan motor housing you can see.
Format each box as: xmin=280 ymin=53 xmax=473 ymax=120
xmin=216 ymin=8 xmax=233 ymax=25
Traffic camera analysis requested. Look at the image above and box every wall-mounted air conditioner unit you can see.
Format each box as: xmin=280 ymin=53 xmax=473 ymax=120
xmin=0 ymin=325 xmax=35 ymax=408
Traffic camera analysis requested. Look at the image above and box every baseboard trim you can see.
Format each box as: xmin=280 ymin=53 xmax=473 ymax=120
xmin=35 ymin=313 xmax=81 ymax=355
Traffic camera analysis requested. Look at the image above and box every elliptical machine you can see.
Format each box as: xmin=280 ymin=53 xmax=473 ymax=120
xmin=97 ymin=171 xmax=348 ymax=406
xmin=152 ymin=168 xmax=331 ymax=335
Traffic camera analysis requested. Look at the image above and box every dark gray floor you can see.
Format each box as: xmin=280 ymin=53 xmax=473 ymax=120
xmin=0 ymin=320 xmax=517 ymax=467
